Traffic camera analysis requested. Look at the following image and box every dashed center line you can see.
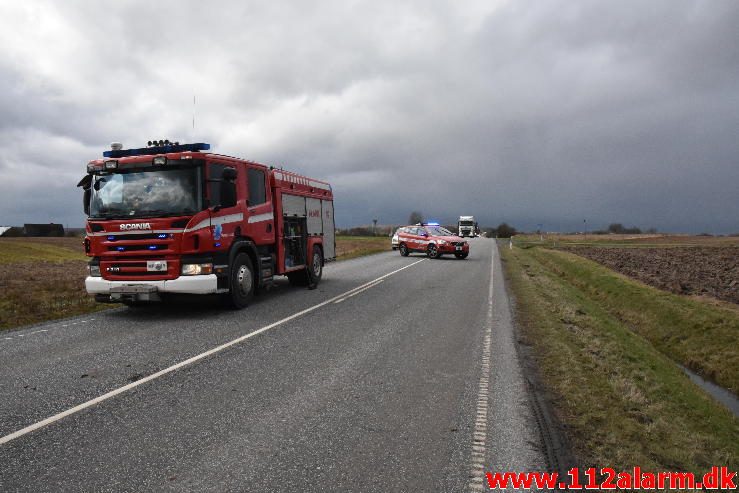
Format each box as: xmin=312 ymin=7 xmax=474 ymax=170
xmin=469 ymin=243 xmax=496 ymax=492
xmin=2 ymin=319 xmax=97 ymax=342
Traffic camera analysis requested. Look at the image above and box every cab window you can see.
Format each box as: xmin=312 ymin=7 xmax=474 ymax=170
xmin=247 ymin=168 xmax=267 ymax=205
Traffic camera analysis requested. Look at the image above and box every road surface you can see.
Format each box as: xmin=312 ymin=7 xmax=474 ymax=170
xmin=0 ymin=239 xmax=547 ymax=492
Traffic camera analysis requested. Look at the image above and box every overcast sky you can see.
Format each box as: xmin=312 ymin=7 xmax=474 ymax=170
xmin=0 ymin=0 xmax=737 ymax=233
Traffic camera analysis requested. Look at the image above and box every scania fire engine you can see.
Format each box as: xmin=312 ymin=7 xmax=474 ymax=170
xmin=78 ymin=141 xmax=335 ymax=308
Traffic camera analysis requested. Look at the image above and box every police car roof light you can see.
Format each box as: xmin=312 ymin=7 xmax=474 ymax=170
xmin=103 ymin=142 xmax=210 ymax=158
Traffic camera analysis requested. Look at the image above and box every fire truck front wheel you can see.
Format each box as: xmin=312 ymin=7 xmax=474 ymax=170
xmin=226 ymin=253 xmax=255 ymax=308
xmin=399 ymin=243 xmax=409 ymax=256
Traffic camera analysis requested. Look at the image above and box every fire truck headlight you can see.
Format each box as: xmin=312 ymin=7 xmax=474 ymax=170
xmin=104 ymin=160 xmax=118 ymax=170
xmin=181 ymin=263 xmax=213 ymax=276
xmin=88 ymin=265 xmax=101 ymax=277
xmin=152 ymin=156 xmax=167 ymax=166
xmin=437 ymin=240 xmax=447 ymax=245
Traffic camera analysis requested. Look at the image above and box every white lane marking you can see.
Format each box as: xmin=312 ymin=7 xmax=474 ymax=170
xmin=468 ymin=243 xmax=495 ymax=492
xmin=1 ymin=319 xmax=96 ymax=342
xmin=333 ymin=279 xmax=384 ymax=303
xmin=0 ymin=259 xmax=426 ymax=446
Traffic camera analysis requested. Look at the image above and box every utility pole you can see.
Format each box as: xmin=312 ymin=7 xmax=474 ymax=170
xmin=372 ymin=218 xmax=378 ymax=236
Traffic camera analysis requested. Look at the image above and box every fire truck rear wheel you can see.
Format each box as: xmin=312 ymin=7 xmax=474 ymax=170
xmin=227 ymin=253 xmax=255 ymax=308
xmin=399 ymin=243 xmax=409 ymax=256
xmin=310 ymin=246 xmax=323 ymax=284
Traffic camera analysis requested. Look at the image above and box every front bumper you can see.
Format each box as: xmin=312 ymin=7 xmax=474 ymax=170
xmin=85 ymin=275 xmax=220 ymax=300
xmin=438 ymin=243 xmax=469 ymax=254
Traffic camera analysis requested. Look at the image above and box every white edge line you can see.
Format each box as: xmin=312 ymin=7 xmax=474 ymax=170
xmin=468 ymin=242 xmax=496 ymax=492
xmin=0 ymin=258 xmax=426 ymax=446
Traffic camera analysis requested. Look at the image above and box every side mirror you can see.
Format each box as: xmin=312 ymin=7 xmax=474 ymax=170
xmin=83 ymin=189 xmax=91 ymax=215
xmin=77 ymin=175 xmax=93 ymax=216
xmin=220 ymin=180 xmax=237 ymax=208
xmin=420 ymin=232 xmax=428 ymax=237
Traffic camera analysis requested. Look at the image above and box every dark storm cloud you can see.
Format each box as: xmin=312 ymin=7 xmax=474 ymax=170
xmin=0 ymin=0 xmax=737 ymax=232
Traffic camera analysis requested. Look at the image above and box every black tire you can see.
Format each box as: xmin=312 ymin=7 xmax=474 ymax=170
xmin=289 ymin=246 xmax=324 ymax=288
xmin=427 ymin=243 xmax=441 ymax=259
xmin=226 ymin=252 xmax=255 ymax=309
xmin=455 ymin=252 xmax=468 ymax=259
xmin=399 ymin=243 xmax=409 ymax=256
xmin=308 ymin=246 xmax=323 ymax=287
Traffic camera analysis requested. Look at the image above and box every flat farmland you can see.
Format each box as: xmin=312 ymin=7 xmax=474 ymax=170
xmin=565 ymin=246 xmax=739 ymax=304
xmin=515 ymin=234 xmax=739 ymax=304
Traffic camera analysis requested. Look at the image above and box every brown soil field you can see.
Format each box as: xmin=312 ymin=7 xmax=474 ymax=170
xmin=0 ymin=260 xmax=105 ymax=330
xmin=565 ymin=246 xmax=739 ymax=305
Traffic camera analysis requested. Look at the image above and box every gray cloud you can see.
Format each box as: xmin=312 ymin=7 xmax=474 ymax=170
xmin=0 ymin=0 xmax=737 ymax=233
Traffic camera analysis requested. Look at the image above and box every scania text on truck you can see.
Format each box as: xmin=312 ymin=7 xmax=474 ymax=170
xmin=458 ymin=216 xmax=478 ymax=237
xmin=77 ymin=141 xmax=335 ymax=308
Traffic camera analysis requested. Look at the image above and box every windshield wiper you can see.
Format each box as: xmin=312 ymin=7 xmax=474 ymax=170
xmin=128 ymin=209 xmax=195 ymax=218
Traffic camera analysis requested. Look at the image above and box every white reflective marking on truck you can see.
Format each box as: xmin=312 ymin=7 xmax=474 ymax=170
xmin=88 ymin=229 xmax=184 ymax=237
xmin=247 ymin=212 xmax=273 ymax=224
xmin=183 ymin=213 xmax=244 ymax=233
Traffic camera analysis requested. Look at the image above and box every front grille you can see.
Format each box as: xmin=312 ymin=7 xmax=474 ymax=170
xmin=107 ymin=244 xmax=168 ymax=252
xmin=105 ymin=233 xmax=173 ymax=241
xmin=452 ymin=242 xmax=465 ymax=247
xmin=102 ymin=259 xmax=178 ymax=280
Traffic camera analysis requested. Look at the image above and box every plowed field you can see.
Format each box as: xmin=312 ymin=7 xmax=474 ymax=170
xmin=565 ymin=246 xmax=739 ymax=305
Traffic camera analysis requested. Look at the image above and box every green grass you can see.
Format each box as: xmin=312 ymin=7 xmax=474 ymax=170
xmin=335 ymin=235 xmax=390 ymax=260
xmin=501 ymin=245 xmax=738 ymax=473
xmin=0 ymin=239 xmax=86 ymax=264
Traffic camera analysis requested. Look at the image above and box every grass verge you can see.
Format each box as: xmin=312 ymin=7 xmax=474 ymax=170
xmin=335 ymin=235 xmax=391 ymax=260
xmin=501 ymin=244 xmax=738 ymax=473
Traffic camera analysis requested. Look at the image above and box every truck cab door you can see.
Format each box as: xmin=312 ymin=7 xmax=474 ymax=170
xmin=244 ymin=166 xmax=274 ymax=245
xmin=206 ymin=162 xmax=241 ymax=249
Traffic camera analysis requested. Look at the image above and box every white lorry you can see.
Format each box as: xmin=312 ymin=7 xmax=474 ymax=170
xmin=458 ymin=216 xmax=478 ymax=237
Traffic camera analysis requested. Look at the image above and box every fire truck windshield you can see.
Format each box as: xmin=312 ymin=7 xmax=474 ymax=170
xmin=89 ymin=166 xmax=202 ymax=218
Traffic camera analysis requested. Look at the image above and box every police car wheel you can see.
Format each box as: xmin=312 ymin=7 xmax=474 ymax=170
xmin=427 ymin=244 xmax=440 ymax=259
xmin=227 ymin=253 xmax=255 ymax=309
xmin=399 ymin=243 xmax=409 ymax=256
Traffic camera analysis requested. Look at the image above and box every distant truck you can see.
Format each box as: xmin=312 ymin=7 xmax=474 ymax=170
xmin=78 ymin=141 xmax=335 ymax=308
xmin=458 ymin=216 xmax=478 ymax=237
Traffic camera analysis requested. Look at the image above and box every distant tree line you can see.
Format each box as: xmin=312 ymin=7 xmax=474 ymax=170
xmin=590 ymin=223 xmax=657 ymax=235
xmin=481 ymin=222 xmax=518 ymax=238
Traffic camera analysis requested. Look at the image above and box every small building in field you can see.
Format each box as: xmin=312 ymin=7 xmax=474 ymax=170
xmin=23 ymin=223 xmax=65 ymax=237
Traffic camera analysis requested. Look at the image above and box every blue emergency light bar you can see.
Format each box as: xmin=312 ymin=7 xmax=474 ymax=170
xmin=103 ymin=142 xmax=210 ymax=158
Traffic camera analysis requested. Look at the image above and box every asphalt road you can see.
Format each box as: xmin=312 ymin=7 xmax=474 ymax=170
xmin=0 ymin=239 xmax=546 ymax=492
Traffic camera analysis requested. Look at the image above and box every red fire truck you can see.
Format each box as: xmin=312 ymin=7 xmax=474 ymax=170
xmin=77 ymin=141 xmax=335 ymax=308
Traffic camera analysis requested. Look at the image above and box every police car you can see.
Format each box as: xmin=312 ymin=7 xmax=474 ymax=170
xmin=397 ymin=223 xmax=469 ymax=259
